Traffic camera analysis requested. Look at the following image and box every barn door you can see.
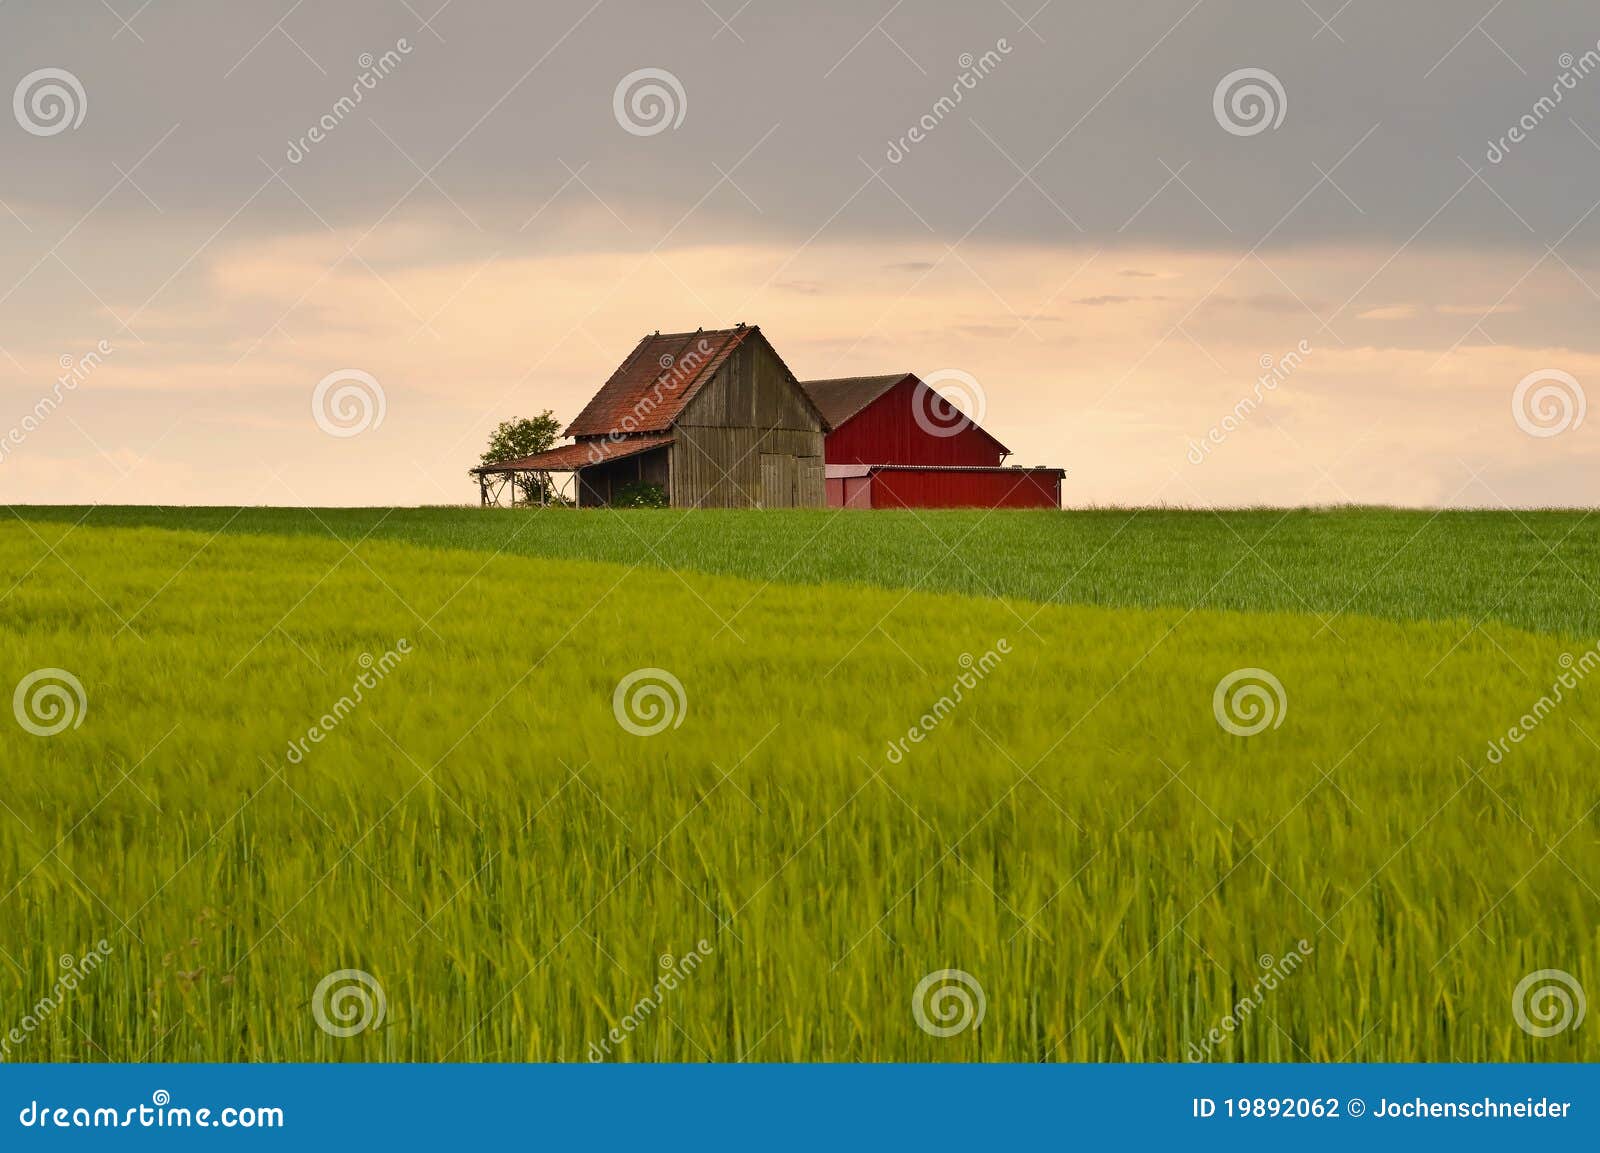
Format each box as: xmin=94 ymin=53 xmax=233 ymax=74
xmin=798 ymin=456 xmax=823 ymax=507
xmin=783 ymin=454 xmax=799 ymax=506
xmin=760 ymin=453 xmax=784 ymax=507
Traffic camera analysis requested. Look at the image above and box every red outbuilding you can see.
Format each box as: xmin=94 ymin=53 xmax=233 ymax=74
xmin=800 ymin=373 xmax=1063 ymax=509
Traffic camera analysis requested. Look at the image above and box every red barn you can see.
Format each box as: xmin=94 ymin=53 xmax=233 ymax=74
xmin=800 ymin=373 xmax=1063 ymax=509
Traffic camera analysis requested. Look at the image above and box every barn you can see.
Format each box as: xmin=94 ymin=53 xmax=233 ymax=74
xmin=800 ymin=373 xmax=1064 ymax=509
xmin=472 ymin=324 xmax=827 ymax=508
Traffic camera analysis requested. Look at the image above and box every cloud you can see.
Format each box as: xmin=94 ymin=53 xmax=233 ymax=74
xmin=1357 ymin=305 xmax=1419 ymax=321
xmin=1436 ymin=303 xmax=1525 ymax=315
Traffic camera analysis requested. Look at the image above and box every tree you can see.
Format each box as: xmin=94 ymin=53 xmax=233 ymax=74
xmin=475 ymin=412 xmax=563 ymax=505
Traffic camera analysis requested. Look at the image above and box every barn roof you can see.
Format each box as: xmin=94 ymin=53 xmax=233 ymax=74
xmin=564 ymin=326 xmax=757 ymax=438
xmin=799 ymin=373 xmax=912 ymax=429
xmin=802 ymin=372 xmax=1012 ymax=455
xmin=471 ymin=433 xmax=674 ymax=474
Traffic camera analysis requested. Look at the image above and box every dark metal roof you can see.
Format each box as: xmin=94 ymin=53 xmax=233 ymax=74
xmin=564 ymin=326 xmax=757 ymax=438
xmin=472 ymin=433 xmax=674 ymax=474
xmin=799 ymin=373 xmax=913 ymax=429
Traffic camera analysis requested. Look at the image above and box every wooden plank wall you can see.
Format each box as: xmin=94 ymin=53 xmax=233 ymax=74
xmin=672 ymin=334 xmax=825 ymax=508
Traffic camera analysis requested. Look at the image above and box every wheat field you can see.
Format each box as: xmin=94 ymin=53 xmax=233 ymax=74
xmin=0 ymin=514 xmax=1594 ymax=1061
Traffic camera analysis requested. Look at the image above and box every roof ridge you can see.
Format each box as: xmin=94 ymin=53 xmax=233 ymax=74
xmin=563 ymin=325 xmax=761 ymax=439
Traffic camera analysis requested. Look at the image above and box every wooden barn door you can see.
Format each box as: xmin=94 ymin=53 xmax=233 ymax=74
xmin=760 ymin=453 xmax=785 ymax=507
xmin=798 ymin=456 xmax=824 ymax=507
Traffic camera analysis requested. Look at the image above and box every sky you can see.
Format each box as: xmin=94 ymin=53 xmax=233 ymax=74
xmin=1 ymin=0 xmax=1597 ymax=507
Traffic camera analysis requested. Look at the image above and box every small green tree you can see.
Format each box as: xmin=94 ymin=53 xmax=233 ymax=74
xmin=475 ymin=412 xmax=563 ymax=504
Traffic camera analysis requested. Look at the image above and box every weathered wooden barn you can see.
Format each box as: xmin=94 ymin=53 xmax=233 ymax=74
xmin=473 ymin=325 xmax=827 ymax=508
xmin=473 ymin=327 xmax=1063 ymax=510
xmin=800 ymin=373 xmax=1064 ymax=509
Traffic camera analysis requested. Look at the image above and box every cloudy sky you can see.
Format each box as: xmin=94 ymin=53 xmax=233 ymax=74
xmin=1 ymin=0 xmax=1597 ymax=506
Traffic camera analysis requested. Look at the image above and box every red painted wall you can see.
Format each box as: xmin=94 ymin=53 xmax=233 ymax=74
xmin=825 ymin=477 xmax=873 ymax=507
xmin=870 ymin=468 xmax=1061 ymax=509
xmin=824 ymin=377 xmax=1008 ymax=467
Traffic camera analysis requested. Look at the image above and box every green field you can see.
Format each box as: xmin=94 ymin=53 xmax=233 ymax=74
xmin=14 ymin=503 xmax=1600 ymax=637
xmin=0 ymin=508 xmax=1596 ymax=1061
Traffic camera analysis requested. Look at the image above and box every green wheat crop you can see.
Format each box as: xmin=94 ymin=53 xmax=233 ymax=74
xmin=0 ymin=519 xmax=1594 ymax=1062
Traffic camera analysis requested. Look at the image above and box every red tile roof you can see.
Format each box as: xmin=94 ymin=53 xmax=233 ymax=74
xmin=565 ymin=326 xmax=757 ymax=438
xmin=472 ymin=433 xmax=674 ymax=474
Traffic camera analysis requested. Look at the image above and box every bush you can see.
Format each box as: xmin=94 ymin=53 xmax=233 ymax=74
xmin=613 ymin=482 xmax=667 ymax=508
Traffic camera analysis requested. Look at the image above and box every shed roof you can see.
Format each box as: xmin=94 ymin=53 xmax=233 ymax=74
xmin=471 ymin=433 xmax=674 ymax=474
xmin=799 ymin=373 xmax=913 ymax=429
xmin=565 ymin=326 xmax=757 ymax=438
